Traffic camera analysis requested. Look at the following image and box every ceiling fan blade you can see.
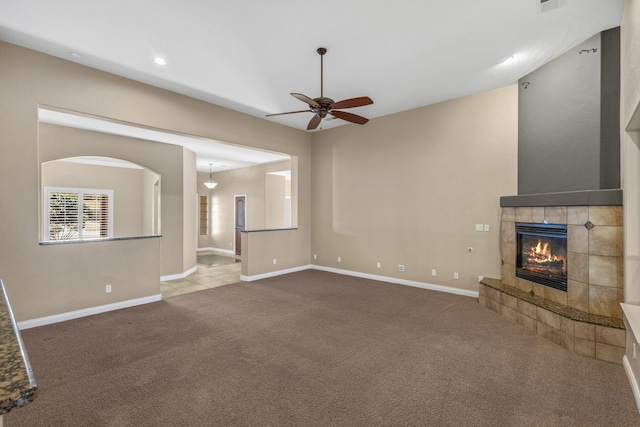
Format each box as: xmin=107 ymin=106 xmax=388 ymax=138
xmin=331 ymin=96 xmax=374 ymax=110
xmin=266 ymin=110 xmax=312 ymax=117
xmin=291 ymin=93 xmax=320 ymax=108
xmin=307 ymin=114 xmax=322 ymax=130
xmin=331 ymin=110 xmax=369 ymax=125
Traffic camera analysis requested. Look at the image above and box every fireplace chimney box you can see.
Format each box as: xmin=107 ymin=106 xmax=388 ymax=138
xmin=503 ymin=27 xmax=621 ymax=208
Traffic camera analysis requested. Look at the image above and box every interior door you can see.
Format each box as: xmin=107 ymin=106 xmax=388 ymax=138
xmin=235 ymin=196 xmax=246 ymax=255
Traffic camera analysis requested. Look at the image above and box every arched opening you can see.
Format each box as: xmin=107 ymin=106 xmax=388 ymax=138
xmin=41 ymin=156 xmax=161 ymax=242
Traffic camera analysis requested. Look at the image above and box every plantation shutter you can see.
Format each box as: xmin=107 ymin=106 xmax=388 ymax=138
xmin=48 ymin=191 xmax=80 ymax=241
xmin=45 ymin=188 xmax=112 ymax=241
xmin=82 ymin=193 xmax=110 ymax=239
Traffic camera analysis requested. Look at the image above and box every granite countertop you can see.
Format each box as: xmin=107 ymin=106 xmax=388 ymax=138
xmin=480 ymin=277 xmax=625 ymax=329
xmin=0 ymin=279 xmax=37 ymax=415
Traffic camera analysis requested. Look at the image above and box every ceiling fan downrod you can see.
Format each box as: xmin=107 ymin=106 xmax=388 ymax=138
xmin=318 ymin=47 xmax=326 ymax=98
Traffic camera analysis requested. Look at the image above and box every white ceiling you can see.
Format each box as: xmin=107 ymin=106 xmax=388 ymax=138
xmin=0 ymin=0 xmax=625 ymax=143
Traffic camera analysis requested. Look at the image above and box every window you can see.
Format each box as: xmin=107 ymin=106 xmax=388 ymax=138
xmin=199 ymin=195 xmax=208 ymax=235
xmin=45 ymin=187 xmax=113 ymax=241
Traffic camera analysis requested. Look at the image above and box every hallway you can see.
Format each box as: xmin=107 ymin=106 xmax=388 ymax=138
xmin=161 ymin=252 xmax=241 ymax=298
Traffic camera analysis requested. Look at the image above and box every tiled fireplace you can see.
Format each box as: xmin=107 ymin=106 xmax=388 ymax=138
xmin=479 ymin=205 xmax=625 ymax=364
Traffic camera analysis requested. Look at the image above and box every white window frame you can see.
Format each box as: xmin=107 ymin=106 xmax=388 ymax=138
xmin=44 ymin=187 xmax=114 ymax=242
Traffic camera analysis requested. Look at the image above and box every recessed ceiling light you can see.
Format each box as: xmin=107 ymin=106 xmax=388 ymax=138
xmin=154 ymin=57 xmax=167 ymax=65
xmin=496 ymin=55 xmax=515 ymax=66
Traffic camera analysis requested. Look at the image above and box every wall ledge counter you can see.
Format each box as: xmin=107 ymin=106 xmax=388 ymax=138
xmin=39 ymin=234 xmax=162 ymax=245
xmin=0 ymin=279 xmax=37 ymax=415
xmin=242 ymin=228 xmax=298 ymax=233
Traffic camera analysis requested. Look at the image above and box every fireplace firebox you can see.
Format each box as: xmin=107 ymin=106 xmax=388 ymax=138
xmin=516 ymin=222 xmax=568 ymax=292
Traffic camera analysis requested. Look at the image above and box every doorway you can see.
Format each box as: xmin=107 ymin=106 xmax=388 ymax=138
xmin=234 ymin=195 xmax=246 ymax=255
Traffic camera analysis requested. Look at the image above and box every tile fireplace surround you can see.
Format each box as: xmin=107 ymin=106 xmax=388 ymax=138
xmin=479 ymin=205 xmax=625 ymax=364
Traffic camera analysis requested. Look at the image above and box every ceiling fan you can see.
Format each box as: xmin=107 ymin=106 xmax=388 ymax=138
xmin=266 ymin=47 xmax=374 ymax=130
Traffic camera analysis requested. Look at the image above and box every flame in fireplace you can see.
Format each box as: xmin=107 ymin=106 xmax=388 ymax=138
xmin=524 ymin=240 xmax=566 ymax=274
xmin=533 ymin=241 xmax=552 ymax=258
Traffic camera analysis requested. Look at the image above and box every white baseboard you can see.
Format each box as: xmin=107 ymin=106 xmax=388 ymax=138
xmin=241 ymin=263 xmax=478 ymax=299
xmin=18 ymin=294 xmax=163 ymax=330
xmin=241 ymin=265 xmax=313 ymax=282
xmin=311 ymin=265 xmax=480 ymax=298
xmin=623 ymin=355 xmax=640 ymax=414
xmin=160 ymin=265 xmax=198 ymax=282
xmin=197 ymin=247 xmax=235 ymax=255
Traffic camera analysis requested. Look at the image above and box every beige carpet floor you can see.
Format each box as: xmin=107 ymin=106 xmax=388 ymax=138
xmin=5 ymin=270 xmax=640 ymax=426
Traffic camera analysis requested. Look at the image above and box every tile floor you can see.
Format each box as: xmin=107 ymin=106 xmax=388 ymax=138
xmin=161 ymin=254 xmax=241 ymax=298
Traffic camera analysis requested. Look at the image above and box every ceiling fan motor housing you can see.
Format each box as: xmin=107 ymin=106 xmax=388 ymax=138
xmin=312 ymin=97 xmax=335 ymax=117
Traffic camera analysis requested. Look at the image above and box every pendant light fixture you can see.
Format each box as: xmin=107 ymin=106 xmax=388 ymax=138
xmin=204 ymin=163 xmax=218 ymax=189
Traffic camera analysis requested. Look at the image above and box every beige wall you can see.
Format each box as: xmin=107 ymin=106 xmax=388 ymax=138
xmin=41 ymin=161 xmax=150 ymax=238
xmin=142 ymin=168 xmax=160 ymax=235
xmin=197 ymin=159 xmax=294 ymax=252
xmin=265 ymin=174 xmax=287 ymax=229
xmin=621 ymin=0 xmax=640 ymax=304
xmin=0 ymin=41 xmax=311 ymax=321
xmin=0 ymin=35 xmax=528 ymax=319
xmin=242 ymin=229 xmax=308 ymax=276
xmin=38 ymin=123 xmax=190 ymax=277
xmin=311 ymin=85 xmax=518 ymax=292
xmin=182 ymin=149 xmax=197 ymax=270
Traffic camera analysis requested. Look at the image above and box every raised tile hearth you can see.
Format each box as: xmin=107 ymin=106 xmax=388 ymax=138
xmin=479 ymin=278 xmax=625 ymax=363
xmin=479 ymin=205 xmax=625 ymax=364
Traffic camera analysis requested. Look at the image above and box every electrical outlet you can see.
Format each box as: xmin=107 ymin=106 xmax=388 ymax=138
xmin=432 ymin=269 xmax=436 ymax=276
xmin=484 ymin=224 xmax=490 ymax=232
xmin=313 ymin=254 xmax=317 ymax=259
xmin=338 ymin=256 xmax=341 ymax=263
xmin=478 ymin=275 xmax=484 ymax=282
xmin=454 ymin=272 xmax=459 ymax=280
xmin=377 ymin=262 xmax=381 ymax=269
xmin=273 ymin=258 xmax=277 ymax=265
xmin=106 ymin=284 xmax=112 ymax=293
xmin=475 ymin=224 xmax=484 ymax=232
xmin=398 ymin=265 xmax=405 ymax=272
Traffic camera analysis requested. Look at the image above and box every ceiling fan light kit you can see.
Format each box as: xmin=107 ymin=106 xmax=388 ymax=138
xmin=267 ymin=47 xmax=373 ymax=130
